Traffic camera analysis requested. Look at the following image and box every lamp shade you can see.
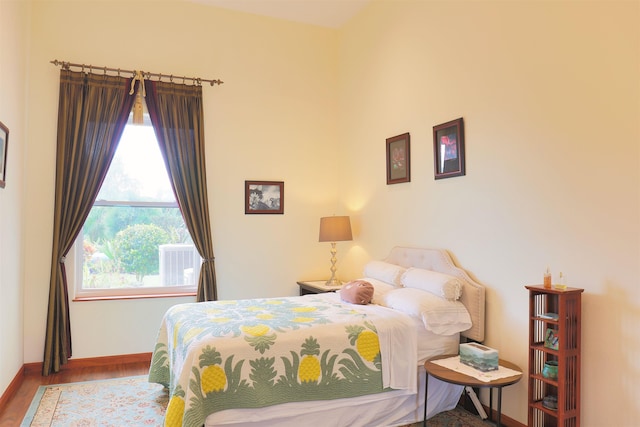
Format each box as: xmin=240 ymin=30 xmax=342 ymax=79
xmin=319 ymin=216 xmax=352 ymax=242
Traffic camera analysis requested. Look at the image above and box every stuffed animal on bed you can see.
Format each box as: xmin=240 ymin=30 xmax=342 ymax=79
xmin=340 ymin=280 xmax=374 ymax=305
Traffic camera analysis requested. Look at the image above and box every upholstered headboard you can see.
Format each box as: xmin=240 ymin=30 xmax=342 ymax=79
xmin=383 ymin=246 xmax=486 ymax=342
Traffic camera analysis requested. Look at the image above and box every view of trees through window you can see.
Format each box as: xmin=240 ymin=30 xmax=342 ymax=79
xmin=80 ymin=119 xmax=199 ymax=291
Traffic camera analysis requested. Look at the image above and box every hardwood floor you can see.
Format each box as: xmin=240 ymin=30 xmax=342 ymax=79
xmin=0 ymin=354 xmax=151 ymax=427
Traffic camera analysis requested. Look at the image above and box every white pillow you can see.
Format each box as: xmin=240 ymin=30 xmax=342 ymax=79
xmin=401 ymin=267 xmax=463 ymax=301
xmin=377 ymin=287 xmax=472 ymax=335
xmin=363 ymin=260 xmax=406 ymax=287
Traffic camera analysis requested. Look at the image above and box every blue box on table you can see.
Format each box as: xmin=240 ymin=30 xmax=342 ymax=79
xmin=459 ymin=343 xmax=499 ymax=372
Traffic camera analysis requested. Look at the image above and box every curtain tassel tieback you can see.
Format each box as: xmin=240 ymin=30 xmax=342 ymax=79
xmin=129 ymin=71 xmax=146 ymax=124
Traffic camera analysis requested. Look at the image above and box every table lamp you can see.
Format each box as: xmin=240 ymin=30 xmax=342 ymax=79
xmin=318 ymin=216 xmax=352 ymax=286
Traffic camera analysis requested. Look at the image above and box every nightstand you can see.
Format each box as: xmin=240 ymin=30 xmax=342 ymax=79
xmin=296 ymin=280 xmax=343 ymax=296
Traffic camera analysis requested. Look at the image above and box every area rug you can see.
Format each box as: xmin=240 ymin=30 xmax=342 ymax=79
xmin=21 ymin=376 xmax=167 ymax=426
xmin=22 ymin=375 xmax=486 ymax=426
xmin=421 ymin=407 xmax=490 ymax=426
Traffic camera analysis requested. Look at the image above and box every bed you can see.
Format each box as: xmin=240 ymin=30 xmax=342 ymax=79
xmin=149 ymin=246 xmax=485 ymax=427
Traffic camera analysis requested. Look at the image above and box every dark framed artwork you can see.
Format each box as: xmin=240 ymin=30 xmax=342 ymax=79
xmin=0 ymin=121 xmax=8 ymax=188
xmin=386 ymin=132 xmax=410 ymax=185
xmin=433 ymin=118 xmax=465 ymax=179
xmin=245 ymin=181 xmax=284 ymax=214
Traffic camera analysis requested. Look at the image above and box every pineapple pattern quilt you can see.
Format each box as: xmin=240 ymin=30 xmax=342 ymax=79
xmin=149 ymin=293 xmax=416 ymax=427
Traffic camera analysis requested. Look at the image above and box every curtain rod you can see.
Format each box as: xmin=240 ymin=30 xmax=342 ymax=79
xmin=50 ymin=59 xmax=223 ymax=86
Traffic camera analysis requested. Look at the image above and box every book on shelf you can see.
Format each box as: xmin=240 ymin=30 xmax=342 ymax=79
xmin=538 ymin=312 xmax=558 ymax=320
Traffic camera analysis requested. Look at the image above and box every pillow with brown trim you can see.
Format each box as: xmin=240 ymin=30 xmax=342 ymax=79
xmin=340 ymin=280 xmax=374 ymax=305
xmin=401 ymin=267 xmax=463 ymax=301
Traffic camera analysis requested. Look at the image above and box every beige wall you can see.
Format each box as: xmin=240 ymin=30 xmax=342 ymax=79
xmin=23 ymin=0 xmax=341 ymax=362
xmin=0 ymin=0 xmax=28 ymax=399
xmin=2 ymin=0 xmax=638 ymax=426
xmin=338 ymin=1 xmax=639 ymax=426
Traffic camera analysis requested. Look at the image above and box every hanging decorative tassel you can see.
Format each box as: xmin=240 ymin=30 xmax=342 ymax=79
xmin=129 ymin=70 xmax=146 ymax=125
xmin=132 ymin=86 xmax=144 ymax=124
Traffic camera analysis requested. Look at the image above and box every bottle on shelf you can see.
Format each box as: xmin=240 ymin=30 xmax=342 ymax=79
xmin=543 ymin=267 xmax=552 ymax=289
xmin=554 ymin=272 xmax=567 ymax=290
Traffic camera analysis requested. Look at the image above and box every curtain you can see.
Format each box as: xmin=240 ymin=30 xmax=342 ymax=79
xmin=144 ymin=80 xmax=217 ymax=302
xmin=43 ymin=70 xmax=135 ymax=376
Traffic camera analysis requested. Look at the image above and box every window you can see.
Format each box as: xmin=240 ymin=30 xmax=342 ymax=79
xmin=73 ymin=114 xmax=199 ymax=299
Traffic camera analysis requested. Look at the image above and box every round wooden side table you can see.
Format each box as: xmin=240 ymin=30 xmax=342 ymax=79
xmin=423 ymin=354 xmax=522 ymax=427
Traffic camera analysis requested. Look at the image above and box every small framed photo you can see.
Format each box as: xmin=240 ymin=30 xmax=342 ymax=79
xmin=544 ymin=328 xmax=559 ymax=350
xmin=0 ymin=121 xmax=8 ymax=188
xmin=245 ymin=181 xmax=284 ymax=214
xmin=433 ymin=118 xmax=465 ymax=179
xmin=386 ymin=132 xmax=410 ymax=185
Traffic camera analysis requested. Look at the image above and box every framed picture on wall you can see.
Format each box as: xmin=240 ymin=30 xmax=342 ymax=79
xmin=386 ymin=132 xmax=410 ymax=184
xmin=0 ymin=121 xmax=8 ymax=188
xmin=433 ymin=118 xmax=465 ymax=179
xmin=245 ymin=181 xmax=284 ymax=214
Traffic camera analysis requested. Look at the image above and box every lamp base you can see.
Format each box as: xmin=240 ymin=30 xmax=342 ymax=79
xmin=325 ymin=242 xmax=342 ymax=288
xmin=325 ymin=278 xmax=342 ymax=287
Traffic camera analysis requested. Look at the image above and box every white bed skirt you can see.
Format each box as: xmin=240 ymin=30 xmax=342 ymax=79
xmin=205 ymin=366 xmax=463 ymax=427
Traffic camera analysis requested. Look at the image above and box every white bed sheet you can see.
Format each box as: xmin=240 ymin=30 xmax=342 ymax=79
xmin=320 ymin=292 xmax=418 ymax=391
xmin=415 ymin=316 xmax=460 ymax=364
xmin=205 ymin=310 xmax=462 ymax=427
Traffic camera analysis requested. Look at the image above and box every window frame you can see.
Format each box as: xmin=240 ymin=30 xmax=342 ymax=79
xmin=72 ymin=120 xmax=199 ymax=301
xmin=72 ymin=211 xmax=200 ymax=301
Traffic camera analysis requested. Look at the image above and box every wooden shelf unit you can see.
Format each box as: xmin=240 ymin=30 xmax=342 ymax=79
xmin=525 ymin=285 xmax=583 ymax=427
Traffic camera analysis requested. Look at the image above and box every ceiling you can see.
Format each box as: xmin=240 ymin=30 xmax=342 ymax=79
xmin=189 ymin=0 xmax=371 ymax=28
